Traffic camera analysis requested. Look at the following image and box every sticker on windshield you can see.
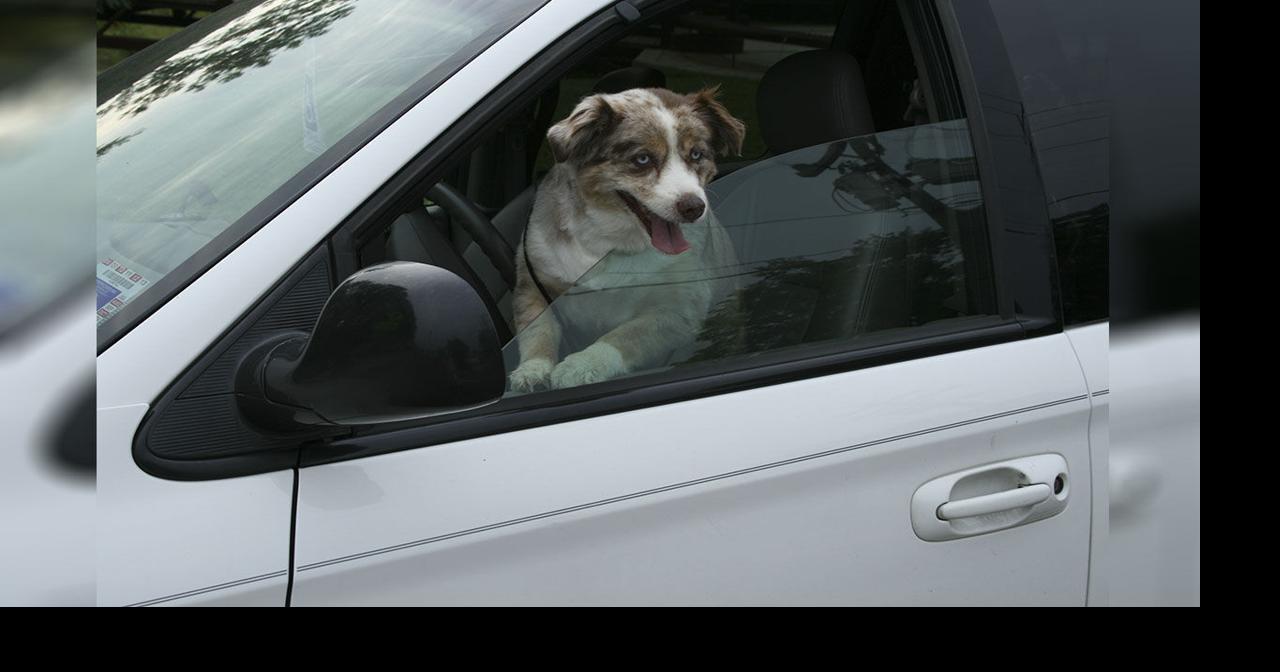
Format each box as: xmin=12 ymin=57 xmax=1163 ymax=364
xmin=95 ymin=254 xmax=155 ymax=325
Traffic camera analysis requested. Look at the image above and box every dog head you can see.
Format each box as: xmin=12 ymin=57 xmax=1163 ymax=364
xmin=547 ymin=86 xmax=746 ymax=255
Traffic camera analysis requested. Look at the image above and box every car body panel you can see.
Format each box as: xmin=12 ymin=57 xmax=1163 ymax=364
xmin=96 ymin=403 xmax=292 ymax=606
xmin=293 ymin=334 xmax=1092 ymax=606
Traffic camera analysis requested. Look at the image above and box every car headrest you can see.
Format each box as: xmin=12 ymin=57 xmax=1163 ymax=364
xmin=593 ymin=65 xmax=668 ymax=94
xmin=757 ymin=50 xmax=876 ymax=155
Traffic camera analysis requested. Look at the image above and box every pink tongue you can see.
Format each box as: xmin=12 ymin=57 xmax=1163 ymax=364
xmin=648 ymin=217 xmax=690 ymax=255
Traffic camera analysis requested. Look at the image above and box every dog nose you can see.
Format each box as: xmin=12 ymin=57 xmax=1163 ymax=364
xmin=676 ymin=194 xmax=705 ymax=222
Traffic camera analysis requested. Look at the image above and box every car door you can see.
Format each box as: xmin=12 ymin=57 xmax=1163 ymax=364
xmin=288 ymin=0 xmax=1096 ymax=606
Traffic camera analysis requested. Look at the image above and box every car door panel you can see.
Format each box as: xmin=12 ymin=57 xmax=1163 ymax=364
xmin=284 ymin=0 xmax=1088 ymax=605
xmin=293 ymin=333 xmax=1091 ymax=605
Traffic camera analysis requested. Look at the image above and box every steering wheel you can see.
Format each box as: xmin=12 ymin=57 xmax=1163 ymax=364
xmin=427 ymin=182 xmax=518 ymax=289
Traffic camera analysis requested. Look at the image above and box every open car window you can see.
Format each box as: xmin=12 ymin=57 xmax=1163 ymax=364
xmin=502 ymin=118 xmax=995 ymax=394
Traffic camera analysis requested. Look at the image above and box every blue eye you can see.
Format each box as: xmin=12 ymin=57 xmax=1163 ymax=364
xmin=634 ymin=154 xmax=652 ymax=166
xmin=690 ymin=149 xmax=703 ymax=161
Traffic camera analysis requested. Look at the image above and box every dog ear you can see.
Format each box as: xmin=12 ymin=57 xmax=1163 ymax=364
xmin=692 ymin=86 xmax=746 ymax=157
xmin=547 ymin=95 xmax=619 ymax=164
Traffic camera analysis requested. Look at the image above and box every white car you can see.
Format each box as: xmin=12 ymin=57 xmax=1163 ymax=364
xmin=87 ymin=0 xmax=1195 ymax=606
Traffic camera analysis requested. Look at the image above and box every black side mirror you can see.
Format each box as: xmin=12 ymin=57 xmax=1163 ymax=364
xmin=236 ymin=262 xmax=504 ymax=429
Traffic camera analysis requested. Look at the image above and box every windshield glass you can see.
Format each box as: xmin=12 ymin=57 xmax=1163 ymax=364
xmin=96 ymin=0 xmax=544 ymax=344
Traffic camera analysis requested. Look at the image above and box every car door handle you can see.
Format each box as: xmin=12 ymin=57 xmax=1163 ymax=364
xmin=936 ymin=483 xmax=1051 ymax=520
xmin=911 ymin=454 xmax=1070 ymax=541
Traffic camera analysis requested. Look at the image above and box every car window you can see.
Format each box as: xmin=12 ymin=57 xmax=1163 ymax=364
xmin=347 ymin=0 xmax=1002 ymax=399
xmin=95 ymin=0 xmax=545 ymax=345
xmin=502 ymin=118 xmax=994 ymax=393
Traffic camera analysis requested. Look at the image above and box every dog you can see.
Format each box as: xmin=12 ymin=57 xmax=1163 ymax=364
xmin=509 ymin=86 xmax=747 ymax=392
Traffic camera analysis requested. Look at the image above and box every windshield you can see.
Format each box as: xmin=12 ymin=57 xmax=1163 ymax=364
xmin=95 ymin=0 xmax=544 ymax=346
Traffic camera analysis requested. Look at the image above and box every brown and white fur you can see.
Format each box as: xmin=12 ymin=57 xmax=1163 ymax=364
xmin=509 ymin=86 xmax=746 ymax=392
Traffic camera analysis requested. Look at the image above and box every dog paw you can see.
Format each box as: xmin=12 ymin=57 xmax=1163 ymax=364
xmin=551 ymin=343 xmax=628 ymax=389
xmin=509 ymin=358 xmax=554 ymax=394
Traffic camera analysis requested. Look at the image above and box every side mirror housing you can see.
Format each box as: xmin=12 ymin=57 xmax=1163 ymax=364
xmin=236 ymin=262 xmax=504 ymax=429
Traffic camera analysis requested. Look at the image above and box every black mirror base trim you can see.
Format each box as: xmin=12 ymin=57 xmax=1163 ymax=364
xmin=134 ymin=247 xmax=347 ymax=481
